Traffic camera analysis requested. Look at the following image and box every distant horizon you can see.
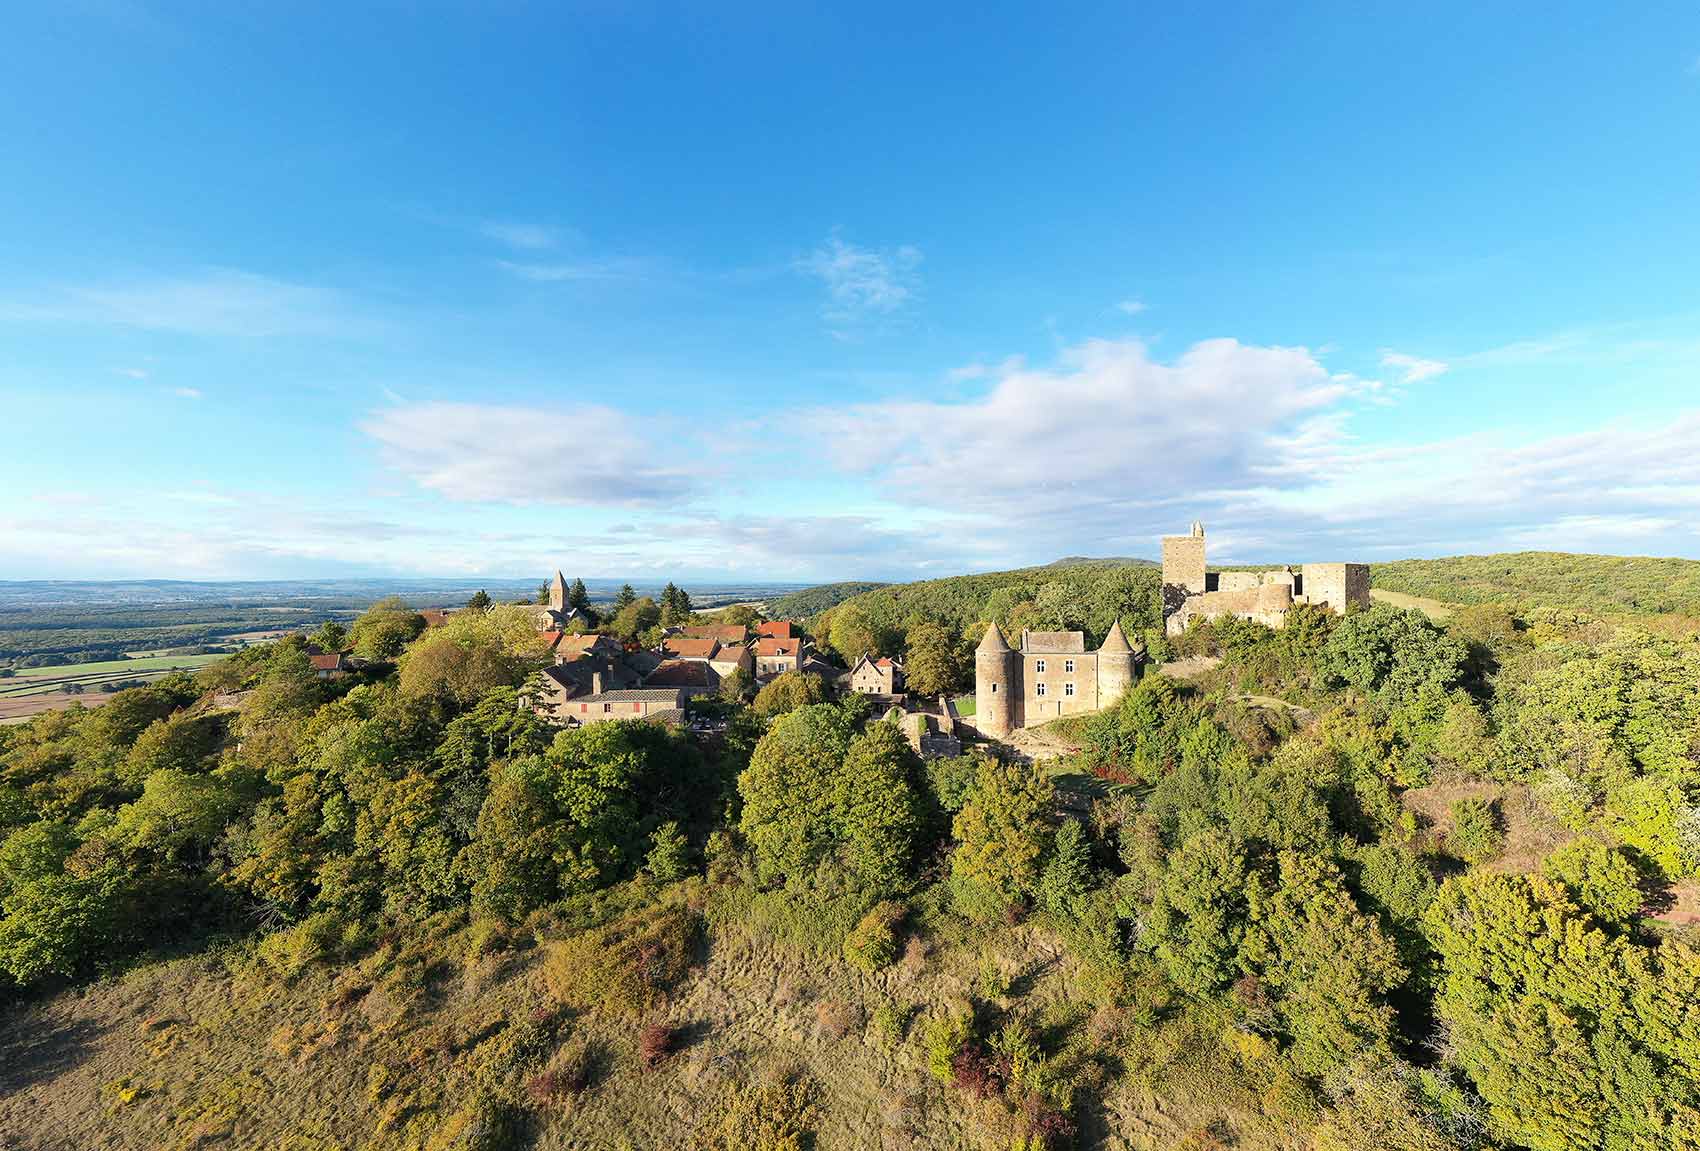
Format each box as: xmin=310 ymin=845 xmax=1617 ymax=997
xmin=3 ymin=542 xmax=1699 ymax=592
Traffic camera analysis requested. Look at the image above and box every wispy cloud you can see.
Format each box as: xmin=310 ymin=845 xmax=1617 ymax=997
xmin=797 ymin=235 xmax=922 ymax=327
xmin=362 ymin=401 xmax=698 ymax=507
xmin=494 ymin=258 xmax=645 ymax=283
xmin=1379 ymin=349 xmax=1449 ymax=384
xmin=114 ymin=366 xmax=149 ymax=380
xmin=480 ymin=220 xmax=562 ymax=250
xmin=169 ymin=387 xmax=202 ymax=400
xmin=1 ymin=269 xmax=362 ymax=338
xmin=1116 ymin=298 xmax=1147 ymax=316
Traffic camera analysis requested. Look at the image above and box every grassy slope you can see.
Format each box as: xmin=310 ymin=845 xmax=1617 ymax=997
xmin=0 ymin=889 xmax=1293 ymax=1151
xmin=1371 ymin=551 xmax=1700 ymax=617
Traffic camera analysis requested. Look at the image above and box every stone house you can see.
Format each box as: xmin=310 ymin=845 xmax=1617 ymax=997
xmin=709 ymin=643 xmax=753 ymax=681
xmin=848 ymin=654 xmax=904 ymax=695
xmin=753 ymin=636 xmax=802 ymax=679
xmin=1161 ymin=522 xmax=1369 ymax=636
xmin=309 ymin=652 xmax=351 ymax=680
xmin=558 ymin=687 xmax=687 ymax=727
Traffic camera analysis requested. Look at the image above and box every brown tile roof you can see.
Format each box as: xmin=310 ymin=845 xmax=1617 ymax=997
xmin=757 ymin=621 xmax=796 ymax=639
xmin=644 ymin=659 xmax=717 ymax=688
xmin=418 ymin=608 xmax=454 ymax=627
xmin=663 ymin=637 xmax=720 ymax=660
xmin=557 ymin=634 xmax=617 ymax=656
xmin=683 ymin=624 xmax=747 ymax=644
xmin=309 ymin=653 xmax=345 ymax=671
xmin=755 ymin=638 xmax=801 ymax=657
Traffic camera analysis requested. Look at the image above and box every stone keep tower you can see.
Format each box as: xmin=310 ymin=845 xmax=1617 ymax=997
xmin=1094 ymin=619 xmax=1137 ymax=705
xmin=974 ymin=622 xmax=1019 ymax=738
xmin=1161 ymin=521 xmax=1208 ymax=627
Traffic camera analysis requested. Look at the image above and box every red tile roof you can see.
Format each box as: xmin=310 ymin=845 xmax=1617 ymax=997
xmin=309 ymin=653 xmax=345 ymax=671
xmin=757 ymin=621 xmax=796 ymax=639
xmin=755 ymin=638 xmax=801 ymax=657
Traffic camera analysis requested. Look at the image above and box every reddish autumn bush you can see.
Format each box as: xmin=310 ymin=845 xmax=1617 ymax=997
xmin=638 ymin=1022 xmax=675 ymax=1068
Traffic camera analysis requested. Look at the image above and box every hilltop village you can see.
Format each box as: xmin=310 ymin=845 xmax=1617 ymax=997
xmin=506 ymin=524 xmax=1369 ymax=749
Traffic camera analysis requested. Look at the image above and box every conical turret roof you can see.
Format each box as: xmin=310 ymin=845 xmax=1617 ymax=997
xmin=1099 ymin=619 xmax=1132 ymax=653
xmin=976 ymin=622 xmax=1011 ymax=654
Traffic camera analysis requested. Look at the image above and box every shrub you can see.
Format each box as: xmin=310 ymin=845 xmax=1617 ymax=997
xmin=542 ymin=904 xmax=699 ymax=1016
xmin=694 ymin=1067 xmax=823 ymax=1151
xmin=923 ymin=1009 xmax=973 ymax=1083
xmin=815 ymin=998 xmax=859 ymax=1039
xmin=647 ymin=820 xmax=692 ymax=883
xmin=871 ymin=998 xmax=913 ymax=1048
xmin=1447 ymin=798 xmax=1504 ymax=864
xmin=638 ymin=1022 xmax=675 ymax=1068
xmin=526 ymin=1038 xmax=596 ymax=1106
xmin=843 ymin=900 xmax=905 ymax=972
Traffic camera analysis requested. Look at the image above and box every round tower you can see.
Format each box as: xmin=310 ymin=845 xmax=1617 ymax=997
xmin=974 ymin=622 xmax=1019 ymax=738
xmin=1095 ymin=619 xmax=1137 ymax=706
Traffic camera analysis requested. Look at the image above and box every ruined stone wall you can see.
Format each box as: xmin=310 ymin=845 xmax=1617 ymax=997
xmin=1298 ymin=563 xmax=1371 ymax=613
xmin=1166 ymin=583 xmax=1295 ymax=635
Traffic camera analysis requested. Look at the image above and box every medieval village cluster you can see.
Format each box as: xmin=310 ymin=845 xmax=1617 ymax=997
xmin=510 ymin=524 xmax=1368 ymax=753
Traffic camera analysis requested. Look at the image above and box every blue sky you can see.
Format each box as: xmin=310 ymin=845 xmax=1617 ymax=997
xmin=3 ymin=3 xmax=1699 ymax=582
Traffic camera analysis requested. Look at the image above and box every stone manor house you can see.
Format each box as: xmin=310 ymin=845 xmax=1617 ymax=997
xmin=972 ymin=620 xmax=1142 ymax=738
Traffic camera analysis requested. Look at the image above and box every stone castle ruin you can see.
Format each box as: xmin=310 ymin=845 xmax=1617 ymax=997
xmin=970 ymin=521 xmax=1369 ymax=737
xmin=1161 ymin=522 xmax=1368 ymax=636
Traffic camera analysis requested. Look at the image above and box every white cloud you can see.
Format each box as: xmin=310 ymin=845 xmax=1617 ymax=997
xmin=2 ymin=269 xmax=360 ymax=338
xmin=1379 ymin=349 xmax=1449 ymax=383
xmin=169 ymin=387 xmax=202 ymax=400
xmin=797 ymin=236 xmax=922 ymax=325
xmin=822 ymin=338 xmax=1345 ymax=517
xmin=480 ymin=220 xmax=561 ymax=250
xmin=1116 ymin=298 xmax=1147 ymax=316
xmin=362 ymin=401 xmax=698 ymax=507
xmin=114 ymin=367 xmax=149 ymax=380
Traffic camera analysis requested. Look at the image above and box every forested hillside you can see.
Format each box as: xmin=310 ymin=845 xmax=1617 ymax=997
xmin=767 ymin=581 xmax=892 ymax=619
xmin=1 ymin=582 xmax=1698 ymax=1150
xmin=1371 ymin=552 xmax=1700 ymax=618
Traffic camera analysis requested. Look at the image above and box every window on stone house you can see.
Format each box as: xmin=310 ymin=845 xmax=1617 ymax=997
xmin=1065 ymin=682 xmax=1075 ymax=697
xmin=603 ymin=703 xmax=612 ymax=713
xmin=1036 ymin=659 xmax=1046 ymax=673
xmin=990 ymin=683 xmax=997 ymax=693
xmin=1036 ymin=682 xmax=1047 ymax=697
xmin=1065 ymin=659 xmax=1074 ymax=673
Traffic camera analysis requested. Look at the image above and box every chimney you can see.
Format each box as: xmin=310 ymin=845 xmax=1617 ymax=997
xmin=592 ymin=670 xmax=604 ymax=695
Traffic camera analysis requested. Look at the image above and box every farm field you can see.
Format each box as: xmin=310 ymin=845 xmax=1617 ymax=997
xmin=0 ymin=652 xmax=227 ymax=723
